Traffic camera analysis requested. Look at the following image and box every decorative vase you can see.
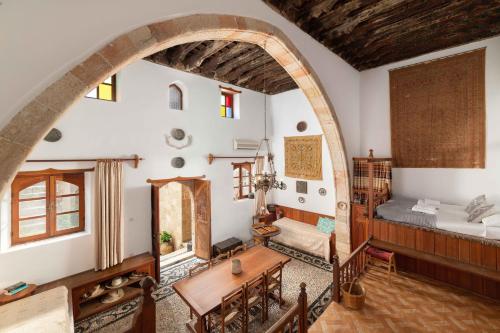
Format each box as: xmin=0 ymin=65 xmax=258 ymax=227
xmin=160 ymin=242 xmax=174 ymax=255
xmin=231 ymin=259 xmax=242 ymax=274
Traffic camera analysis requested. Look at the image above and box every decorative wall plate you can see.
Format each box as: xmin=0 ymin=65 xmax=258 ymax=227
xmin=44 ymin=128 xmax=62 ymax=142
xmin=296 ymin=121 xmax=307 ymax=132
xmin=298 ymin=196 xmax=305 ymax=204
xmin=171 ymin=157 xmax=185 ymax=168
xmin=171 ymin=128 xmax=185 ymax=140
xmin=319 ymin=188 xmax=327 ymax=196
xmin=281 ymin=182 xmax=287 ymax=190
xmin=337 ymin=201 xmax=348 ymax=211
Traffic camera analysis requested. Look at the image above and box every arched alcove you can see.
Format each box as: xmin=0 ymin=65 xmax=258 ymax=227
xmin=0 ymin=14 xmax=352 ymax=258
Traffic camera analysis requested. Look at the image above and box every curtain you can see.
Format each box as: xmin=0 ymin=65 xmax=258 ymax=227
xmin=95 ymin=160 xmax=124 ymax=270
xmin=254 ymin=156 xmax=269 ymax=216
xmin=353 ymin=160 xmax=392 ymax=204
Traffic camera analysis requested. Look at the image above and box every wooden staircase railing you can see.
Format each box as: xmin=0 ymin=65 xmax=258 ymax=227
xmin=332 ymin=239 xmax=371 ymax=303
xmin=266 ymin=283 xmax=308 ymax=333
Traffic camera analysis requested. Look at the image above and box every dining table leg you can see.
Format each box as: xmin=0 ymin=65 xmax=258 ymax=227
xmin=194 ymin=314 xmax=208 ymax=333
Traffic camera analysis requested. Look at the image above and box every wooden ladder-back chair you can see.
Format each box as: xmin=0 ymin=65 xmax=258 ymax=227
xmin=266 ymin=262 xmax=283 ymax=319
xmin=211 ymin=251 xmax=231 ymax=266
xmin=210 ymin=285 xmax=246 ymax=333
xmin=188 ymin=261 xmax=210 ymax=320
xmin=231 ymin=244 xmax=248 ymax=256
xmin=245 ymin=273 xmax=267 ymax=326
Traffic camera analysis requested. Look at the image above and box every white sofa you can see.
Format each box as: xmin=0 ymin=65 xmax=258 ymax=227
xmin=272 ymin=217 xmax=333 ymax=262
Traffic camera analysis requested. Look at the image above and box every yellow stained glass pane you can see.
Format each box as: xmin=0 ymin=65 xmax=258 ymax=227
xmin=98 ymin=84 xmax=113 ymax=101
xmin=220 ymin=106 xmax=226 ymax=117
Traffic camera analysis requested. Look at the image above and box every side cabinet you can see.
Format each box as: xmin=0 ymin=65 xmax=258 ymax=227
xmin=350 ymin=203 xmax=369 ymax=251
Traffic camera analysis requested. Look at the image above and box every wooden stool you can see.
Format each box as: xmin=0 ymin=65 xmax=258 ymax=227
xmin=365 ymin=246 xmax=397 ymax=281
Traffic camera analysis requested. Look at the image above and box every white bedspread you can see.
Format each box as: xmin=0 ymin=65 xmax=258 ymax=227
xmin=272 ymin=217 xmax=331 ymax=261
xmin=436 ymin=204 xmax=500 ymax=240
xmin=0 ymin=286 xmax=73 ymax=333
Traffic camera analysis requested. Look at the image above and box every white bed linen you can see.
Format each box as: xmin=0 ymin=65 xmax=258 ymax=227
xmin=0 ymin=286 xmax=73 ymax=333
xmin=436 ymin=204 xmax=500 ymax=240
xmin=272 ymin=217 xmax=330 ymax=261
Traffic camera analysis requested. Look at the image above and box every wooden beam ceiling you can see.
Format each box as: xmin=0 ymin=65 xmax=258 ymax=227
xmin=144 ymin=41 xmax=298 ymax=95
xmin=263 ymin=0 xmax=500 ymax=70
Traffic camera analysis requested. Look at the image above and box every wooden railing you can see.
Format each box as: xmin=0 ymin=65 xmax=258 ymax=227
xmin=332 ymin=239 xmax=371 ymax=303
xmin=125 ymin=276 xmax=157 ymax=333
xmin=266 ymin=283 xmax=308 ymax=333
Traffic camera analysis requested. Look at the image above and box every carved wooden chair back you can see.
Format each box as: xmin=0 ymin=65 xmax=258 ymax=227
xmin=211 ymin=285 xmax=246 ymax=333
xmin=188 ymin=261 xmax=210 ymax=277
xmin=245 ymin=273 xmax=267 ymax=324
xmin=211 ymin=251 xmax=231 ymax=266
xmin=230 ymin=243 xmax=248 ymax=256
xmin=266 ymin=261 xmax=283 ymax=317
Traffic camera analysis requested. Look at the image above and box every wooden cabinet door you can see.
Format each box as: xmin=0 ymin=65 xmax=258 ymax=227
xmin=194 ymin=180 xmax=211 ymax=260
xmin=150 ymin=185 xmax=160 ymax=280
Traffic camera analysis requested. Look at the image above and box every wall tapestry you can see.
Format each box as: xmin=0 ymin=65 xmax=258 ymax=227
xmin=390 ymin=48 xmax=485 ymax=168
xmin=284 ymin=135 xmax=322 ymax=180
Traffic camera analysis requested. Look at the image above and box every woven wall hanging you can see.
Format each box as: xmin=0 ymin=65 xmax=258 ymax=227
xmin=284 ymin=135 xmax=322 ymax=180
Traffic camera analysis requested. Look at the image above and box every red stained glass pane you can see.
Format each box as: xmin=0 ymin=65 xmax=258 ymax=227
xmin=225 ymin=95 xmax=232 ymax=107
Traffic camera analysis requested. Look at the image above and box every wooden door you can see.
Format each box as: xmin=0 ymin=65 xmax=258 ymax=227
xmin=151 ymin=185 xmax=160 ymax=280
xmin=193 ymin=180 xmax=212 ymax=260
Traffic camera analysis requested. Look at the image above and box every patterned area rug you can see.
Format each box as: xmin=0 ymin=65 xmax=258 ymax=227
xmin=75 ymin=243 xmax=334 ymax=332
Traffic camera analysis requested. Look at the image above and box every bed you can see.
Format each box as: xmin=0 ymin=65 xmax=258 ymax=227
xmin=376 ymin=197 xmax=500 ymax=240
xmin=354 ymin=152 xmax=500 ymax=301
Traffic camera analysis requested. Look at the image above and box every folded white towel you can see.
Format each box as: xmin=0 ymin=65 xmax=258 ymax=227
xmin=412 ymin=205 xmax=437 ymax=215
xmin=424 ymin=198 xmax=440 ymax=206
xmin=417 ymin=200 xmax=440 ymax=210
xmin=483 ymin=214 xmax=500 ymax=227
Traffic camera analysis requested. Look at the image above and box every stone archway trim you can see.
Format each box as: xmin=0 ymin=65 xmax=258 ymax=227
xmin=0 ymin=14 xmax=351 ymax=259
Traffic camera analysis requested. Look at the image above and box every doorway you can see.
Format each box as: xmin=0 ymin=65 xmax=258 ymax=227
xmin=150 ymin=177 xmax=211 ymax=279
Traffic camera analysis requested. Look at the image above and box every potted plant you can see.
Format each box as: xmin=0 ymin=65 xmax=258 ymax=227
xmin=160 ymin=231 xmax=174 ymax=255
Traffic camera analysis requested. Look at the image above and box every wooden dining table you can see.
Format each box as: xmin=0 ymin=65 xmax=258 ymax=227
xmin=172 ymin=245 xmax=291 ymax=332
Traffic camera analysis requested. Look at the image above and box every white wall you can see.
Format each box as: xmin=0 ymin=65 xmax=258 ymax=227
xmin=269 ymin=90 xmax=336 ymax=216
xmin=360 ymin=36 xmax=500 ymax=206
xmin=0 ymin=60 xmax=269 ymax=285
xmin=0 ymin=0 xmax=361 ymax=161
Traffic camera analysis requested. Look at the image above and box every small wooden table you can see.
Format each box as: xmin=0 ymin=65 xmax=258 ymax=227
xmin=252 ymin=224 xmax=281 ymax=247
xmin=0 ymin=284 xmax=37 ymax=306
xmin=173 ymin=245 xmax=291 ymax=333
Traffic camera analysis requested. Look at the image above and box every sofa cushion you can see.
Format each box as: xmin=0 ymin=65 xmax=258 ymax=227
xmin=317 ymin=217 xmax=335 ymax=234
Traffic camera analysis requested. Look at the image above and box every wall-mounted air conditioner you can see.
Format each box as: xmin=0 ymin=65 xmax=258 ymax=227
xmin=233 ymin=139 xmax=260 ymax=151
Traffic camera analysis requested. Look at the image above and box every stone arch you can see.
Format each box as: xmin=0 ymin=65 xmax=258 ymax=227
xmin=0 ymin=14 xmax=351 ymax=258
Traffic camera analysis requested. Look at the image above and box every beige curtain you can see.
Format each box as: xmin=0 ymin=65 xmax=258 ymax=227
xmin=95 ymin=160 xmax=124 ymax=270
xmin=255 ymin=156 xmax=269 ymax=216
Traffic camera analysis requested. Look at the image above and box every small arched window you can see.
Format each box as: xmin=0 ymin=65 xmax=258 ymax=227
xmin=169 ymin=84 xmax=183 ymax=110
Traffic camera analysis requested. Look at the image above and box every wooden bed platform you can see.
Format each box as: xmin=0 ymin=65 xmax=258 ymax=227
xmin=351 ymin=152 xmax=500 ymax=301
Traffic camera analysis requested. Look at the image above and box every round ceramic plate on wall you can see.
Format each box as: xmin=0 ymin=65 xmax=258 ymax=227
xmin=296 ymin=121 xmax=307 ymax=132
xmin=319 ymin=188 xmax=327 ymax=196
xmin=171 ymin=128 xmax=185 ymax=141
xmin=171 ymin=157 xmax=185 ymax=168
xmin=44 ymin=128 xmax=62 ymax=142
xmin=298 ymin=196 xmax=305 ymax=203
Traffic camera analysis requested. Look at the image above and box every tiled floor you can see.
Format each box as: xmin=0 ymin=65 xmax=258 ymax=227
xmin=309 ymin=267 xmax=500 ymax=332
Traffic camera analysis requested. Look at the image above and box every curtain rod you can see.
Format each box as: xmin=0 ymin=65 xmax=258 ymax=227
xmin=208 ymin=153 xmax=263 ymax=165
xmin=26 ymin=154 xmax=144 ymax=169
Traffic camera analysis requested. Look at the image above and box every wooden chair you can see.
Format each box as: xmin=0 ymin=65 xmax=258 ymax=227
xmin=188 ymin=261 xmax=211 ymax=277
xmin=365 ymin=246 xmax=397 ymax=281
xmin=209 ymin=286 xmax=246 ymax=333
xmin=230 ymin=244 xmax=248 ymax=256
xmin=188 ymin=261 xmax=211 ymax=320
xmin=245 ymin=273 xmax=266 ymax=326
xmin=265 ymin=262 xmax=283 ymax=319
xmin=211 ymin=252 xmax=230 ymax=266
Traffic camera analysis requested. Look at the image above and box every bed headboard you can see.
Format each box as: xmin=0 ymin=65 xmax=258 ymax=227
xmin=274 ymin=205 xmax=334 ymax=226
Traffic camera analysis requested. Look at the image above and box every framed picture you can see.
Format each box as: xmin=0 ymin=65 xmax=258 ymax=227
xmin=296 ymin=181 xmax=307 ymax=194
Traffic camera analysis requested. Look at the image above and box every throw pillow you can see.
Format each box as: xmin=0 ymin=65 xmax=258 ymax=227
xmin=467 ymin=203 xmax=495 ymax=223
xmin=465 ymin=194 xmax=486 ymax=214
xmin=317 ymin=217 xmax=335 ymax=234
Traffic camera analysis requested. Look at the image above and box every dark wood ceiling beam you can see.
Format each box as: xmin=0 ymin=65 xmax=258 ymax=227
xmin=183 ymin=40 xmax=232 ymax=71
xmin=200 ymin=42 xmax=254 ymax=74
xmin=235 ymin=62 xmax=282 ymax=86
xmin=215 ymin=47 xmax=264 ymax=77
xmin=166 ymin=42 xmax=203 ymax=66
xmin=224 ymin=54 xmax=274 ymax=83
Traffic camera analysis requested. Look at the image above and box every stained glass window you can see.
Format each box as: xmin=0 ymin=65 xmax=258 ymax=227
xmin=220 ymin=92 xmax=234 ymax=118
xmin=86 ymin=75 xmax=116 ymax=101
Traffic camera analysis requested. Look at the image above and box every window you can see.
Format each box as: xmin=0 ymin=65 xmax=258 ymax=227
xmin=169 ymin=84 xmax=183 ymax=110
xmin=11 ymin=170 xmax=85 ymax=245
xmin=86 ymin=75 xmax=116 ymax=101
xmin=233 ymin=162 xmax=253 ymax=200
xmin=219 ymin=86 xmax=241 ymax=119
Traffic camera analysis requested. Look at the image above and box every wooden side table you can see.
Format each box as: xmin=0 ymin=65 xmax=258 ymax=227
xmin=0 ymin=284 xmax=37 ymax=306
xmin=252 ymin=225 xmax=281 ymax=247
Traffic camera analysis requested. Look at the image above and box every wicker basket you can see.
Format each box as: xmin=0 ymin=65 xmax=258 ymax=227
xmin=341 ymin=277 xmax=366 ymax=310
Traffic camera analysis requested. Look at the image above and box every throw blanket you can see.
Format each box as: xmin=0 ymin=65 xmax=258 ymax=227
xmin=377 ymin=197 xmax=438 ymax=228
